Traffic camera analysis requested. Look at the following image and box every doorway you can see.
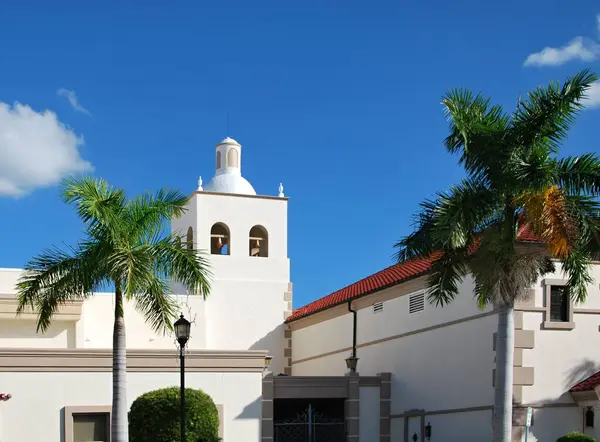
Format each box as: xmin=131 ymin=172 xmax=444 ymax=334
xmin=274 ymin=398 xmax=346 ymax=442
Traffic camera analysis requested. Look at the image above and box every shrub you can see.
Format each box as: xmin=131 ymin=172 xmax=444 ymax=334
xmin=129 ymin=386 xmax=220 ymax=442
xmin=557 ymin=432 xmax=596 ymax=442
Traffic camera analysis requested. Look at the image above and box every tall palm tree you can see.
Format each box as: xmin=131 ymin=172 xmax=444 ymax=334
xmin=16 ymin=177 xmax=211 ymax=442
xmin=395 ymin=69 xmax=600 ymax=442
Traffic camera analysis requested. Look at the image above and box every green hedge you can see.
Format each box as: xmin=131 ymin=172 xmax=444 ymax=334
xmin=129 ymin=386 xmax=220 ymax=442
xmin=557 ymin=432 xmax=596 ymax=442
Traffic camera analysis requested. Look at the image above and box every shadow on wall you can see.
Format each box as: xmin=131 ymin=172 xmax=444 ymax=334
xmin=235 ymin=396 xmax=261 ymax=420
xmin=59 ymin=408 xmax=65 ymax=442
xmin=526 ymin=402 xmax=585 ymax=441
xmin=249 ymin=324 xmax=285 ymax=373
xmin=563 ymin=358 xmax=600 ymax=392
xmin=522 ymin=358 xmax=600 ymax=441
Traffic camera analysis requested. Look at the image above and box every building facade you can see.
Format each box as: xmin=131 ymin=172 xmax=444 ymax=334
xmin=0 ymin=136 xmax=290 ymax=442
xmin=2 ymin=135 xmax=600 ymax=442
xmin=287 ymin=255 xmax=600 ymax=442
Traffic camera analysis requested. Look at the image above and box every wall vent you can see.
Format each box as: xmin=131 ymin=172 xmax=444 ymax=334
xmin=409 ymin=292 xmax=425 ymax=314
xmin=373 ymin=302 xmax=384 ymax=313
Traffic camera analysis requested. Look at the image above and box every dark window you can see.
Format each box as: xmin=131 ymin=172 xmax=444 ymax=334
xmin=550 ymin=285 xmax=569 ymax=322
xmin=586 ymin=407 xmax=595 ymax=428
xmin=73 ymin=413 xmax=109 ymax=442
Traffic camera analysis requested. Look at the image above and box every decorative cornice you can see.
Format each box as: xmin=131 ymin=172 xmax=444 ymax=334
xmin=0 ymin=298 xmax=82 ymax=321
xmin=0 ymin=348 xmax=268 ymax=372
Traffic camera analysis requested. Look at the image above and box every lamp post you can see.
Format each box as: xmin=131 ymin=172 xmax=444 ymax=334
xmin=425 ymin=422 xmax=432 ymax=441
xmin=174 ymin=314 xmax=191 ymax=442
xmin=345 ymin=355 xmax=359 ymax=373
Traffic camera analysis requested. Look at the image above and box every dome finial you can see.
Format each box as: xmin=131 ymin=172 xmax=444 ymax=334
xmin=278 ymin=183 xmax=284 ymax=197
xmin=197 ymin=176 xmax=203 ymax=191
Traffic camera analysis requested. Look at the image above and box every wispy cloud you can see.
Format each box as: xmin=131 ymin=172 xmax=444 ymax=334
xmin=523 ymin=37 xmax=600 ymax=67
xmin=0 ymin=102 xmax=92 ymax=197
xmin=57 ymin=88 xmax=91 ymax=116
xmin=597 ymin=14 xmax=600 ymax=38
xmin=583 ymin=81 xmax=600 ymax=109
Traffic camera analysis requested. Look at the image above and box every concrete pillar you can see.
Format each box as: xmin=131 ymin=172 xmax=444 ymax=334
xmin=261 ymin=373 xmax=274 ymax=441
xmin=346 ymin=372 xmax=360 ymax=440
xmin=378 ymin=372 xmax=391 ymax=442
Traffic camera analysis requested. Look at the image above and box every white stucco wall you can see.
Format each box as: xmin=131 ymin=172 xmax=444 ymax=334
xmin=425 ymin=409 xmax=492 ymax=442
xmin=0 ymin=370 xmax=262 ymax=442
xmin=292 ymin=276 xmax=497 ymax=441
xmin=521 ymin=263 xmax=600 ymax=405
xmin=0 ymin=320 xmax=75 ymax=348
xmin=172 ymin=192 xmax=290 ymax=373
xmin=81 ymin=294 xmax=207 ymax=350
xmin=359 ymin=386 xmax=380 ymax=441
xmin=293 ymin=262 xmax=600 ymax=441
xmin=0 ymin=269 xmax=20 ymax=296
xmin=519 ymin=406 xmax=583 ymax=442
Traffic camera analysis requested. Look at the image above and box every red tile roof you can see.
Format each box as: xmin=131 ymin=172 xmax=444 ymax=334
xmin=570 ymin=371 xmax=600 ymax=392
xmin=285 ymin=256 xmax=436 ymax=322
xmin=286 ymin=226 xmax=543 ymax=323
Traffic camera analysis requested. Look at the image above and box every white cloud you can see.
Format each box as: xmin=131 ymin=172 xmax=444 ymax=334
xmin=597 ymin=14 xmax=600 ymax=37
xmin=0 ymin=102 xmax=93 ymax=197
xmin=583 ymin=81 xmax=600 ymax=109
xmin=524 ymin=37 xmax=600 ymax=67
xmin=57 ymin=88 xmax=91 ymax=116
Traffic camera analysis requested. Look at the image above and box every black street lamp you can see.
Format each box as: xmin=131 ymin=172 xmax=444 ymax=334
xmin=174 ymin=314 xmax=191 ymax=442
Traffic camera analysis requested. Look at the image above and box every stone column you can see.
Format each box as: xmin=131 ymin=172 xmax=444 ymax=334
xmin=378 ymin=372 xmax=391 ymax=442
xmin=346 ymin=372 xmax=360 ymax=440
xmin=261 ymin=373 xmax=274 ymax=442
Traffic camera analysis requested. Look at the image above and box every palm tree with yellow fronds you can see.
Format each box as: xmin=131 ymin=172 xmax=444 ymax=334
xmin=395 ymin=69 xmax=600 ymax=442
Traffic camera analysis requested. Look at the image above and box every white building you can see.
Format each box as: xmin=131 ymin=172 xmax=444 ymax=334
xmin=2 ymin=136 xmax=599 ymax=442
xmin=0 ymin=137 xmax=292 ymax=442
xmin=287 ymin=235 xmax=600 ymax=442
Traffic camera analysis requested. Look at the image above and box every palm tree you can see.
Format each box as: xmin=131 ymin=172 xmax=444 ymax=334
xmin=16 ymin=177 xmax=211 ymax=442
xmin=395 ymin=69 xmax=600 ymax=442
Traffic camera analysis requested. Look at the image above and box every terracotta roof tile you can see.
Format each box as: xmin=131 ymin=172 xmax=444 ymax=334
xmin=286 ymin=226 xmax=543 ymax=323
xmin=570 ymin=371 xmax=600 ymax=392
xmin=285 ymin=256 xmax=436 ymax=322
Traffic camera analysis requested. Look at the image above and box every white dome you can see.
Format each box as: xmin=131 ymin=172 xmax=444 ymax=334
xmin=218 ymin=137 xmax=241 ymax=146
xmin=204 ymin=173 xmax=256 ymax=195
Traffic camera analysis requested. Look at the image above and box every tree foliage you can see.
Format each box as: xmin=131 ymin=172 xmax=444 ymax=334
xmin=395 ymin=69 xmax=600 ymax=308
xmin=16 ymin=177 xmax=212 ymax=333
xmin=129 ymin=387 xmax=220 ymax=442
xmin=556 ymin=432 xmax=596 ymax=442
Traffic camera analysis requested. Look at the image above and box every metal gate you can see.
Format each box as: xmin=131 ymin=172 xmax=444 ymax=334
xmin=274 ymin=403 xmax=346 ymax=442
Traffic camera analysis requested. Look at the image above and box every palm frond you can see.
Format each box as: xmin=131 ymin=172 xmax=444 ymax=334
xmin=442 ymin=89 xmax=510 ymax=185
xmin=125 ymin=188 xmax=189 ymax=242
xmin=152 ymin=235 xmax=212 ymax=299
xmin=510 ymin=69 xmax=598 ymax=155
xmin=16 ymin=242 xmax=106 ymax=332
xmin=131 ymin=275 xmax=179 ymax=334
xmin=516 ymin=186 xmax=578 ymax=259
xmin=561 ymin=245 xmax=594 ymax=303
xmin=395 ymin=178 xmax=499 ymax=262
xmin=426 ymin=249 xmax=469 ymax=306
xmin=61 ymin=176 xmax=126 ymax=238
xmin=554 ymin=153 xmax=600 ymax=196
xmin=393 ymin=199 xmax=437 ymax=262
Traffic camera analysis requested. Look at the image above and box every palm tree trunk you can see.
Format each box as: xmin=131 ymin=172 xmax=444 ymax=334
xmin=111 ymin=284 xmax=129 ymax=442
xmin=493 ymin=303 xmax=515 ymax=442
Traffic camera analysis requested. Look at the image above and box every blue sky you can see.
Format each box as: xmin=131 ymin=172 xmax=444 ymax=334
xmin=0 ymin=0 xmax=599 ymax=308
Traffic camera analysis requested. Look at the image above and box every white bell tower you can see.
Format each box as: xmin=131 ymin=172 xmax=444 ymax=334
xmin=170 ymin=136 xmax=291 ymax=375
